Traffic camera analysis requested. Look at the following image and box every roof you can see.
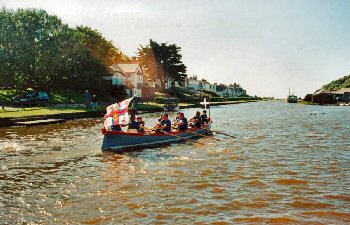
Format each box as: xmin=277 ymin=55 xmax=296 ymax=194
xmin=110 ymin=63 xmax=142 ymax=76
xmin=335 ymin=88 xmax=350 ymax=94
xmin=315 ymin=87 xmax=350 ymax=95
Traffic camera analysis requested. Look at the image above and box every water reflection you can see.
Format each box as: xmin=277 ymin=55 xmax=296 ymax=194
xmin=0 ymin=101 xmax=349 ymax=223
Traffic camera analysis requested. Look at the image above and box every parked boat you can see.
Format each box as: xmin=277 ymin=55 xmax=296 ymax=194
xmin=287 ymin=89 xmax=298 ymax=103
xmin=102 ymin=123 xmax=211 ymax=153
xmin=163 ymin=97 xmax=179 ymax=111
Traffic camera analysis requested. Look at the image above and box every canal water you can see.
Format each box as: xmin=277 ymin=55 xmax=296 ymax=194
xmin=0 ymin=101 xmax=349 ymax=224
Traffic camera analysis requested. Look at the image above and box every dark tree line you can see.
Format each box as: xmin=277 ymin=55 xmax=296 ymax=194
xmin=0 ymin=8 xmax=188 ymax=99
xmin=0 ymin=8 xmax=127 ymax=95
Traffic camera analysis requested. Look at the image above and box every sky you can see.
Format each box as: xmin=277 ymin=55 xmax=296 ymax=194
xmin=2 ymin=0 xmax=350 ymax=98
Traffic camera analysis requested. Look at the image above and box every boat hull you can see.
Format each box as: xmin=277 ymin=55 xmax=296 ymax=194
xmin=102 ymin=124 xmax=211 ymax=153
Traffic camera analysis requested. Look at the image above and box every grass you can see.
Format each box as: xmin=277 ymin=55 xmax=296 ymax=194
xmin=299 ymin=100 xmax=317 ymax=105
xmin=0 ymin=106 xmax=104 ymax=118
xmin=0 ymin=89 xmax=96 ymax=104
xmin=50 ymin=90 xmax=85 ymax=103
xmin=134 ymin=102 xmax=163 ymax=111
xmin=0 ymin=96 xmax=264 ymax=119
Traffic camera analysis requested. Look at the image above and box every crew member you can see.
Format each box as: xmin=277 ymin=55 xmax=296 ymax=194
xmin=137 ymin=116 xmax=145 ymax=133
xmin=111 ymin=123 xmax=127 ymax=131
xmin=176 ymin=112 xmax=188 ymax=131
xmin=200 ymin=110 xmax=209 ymax=124
xmin=128 ymin=115 xmax=140 ymax=131
xmin=155 ymin=113 xmax=172 ymax=132
xmin=174 ymin=112 xmax=181 ymax=123
xmin=190 ymin=111 xmax=202 ymax=128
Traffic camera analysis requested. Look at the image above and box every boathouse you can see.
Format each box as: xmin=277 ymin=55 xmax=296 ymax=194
xmin=312 ymin=88 xmax=350 ymax=104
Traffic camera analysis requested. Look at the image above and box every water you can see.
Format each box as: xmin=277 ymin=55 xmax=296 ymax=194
xmin=0 ymin=101 xmax=349 ymax=224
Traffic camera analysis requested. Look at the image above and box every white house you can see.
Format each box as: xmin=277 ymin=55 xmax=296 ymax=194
xmin=108 ymin=62 xmax=144 ymax=98
xmin=185 ymin=76 xmax=201 ymax=90
xmin=166 ymin=79 xmax=181 ymax=89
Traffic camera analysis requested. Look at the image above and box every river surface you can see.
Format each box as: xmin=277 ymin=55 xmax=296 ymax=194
xmin=0 ymin=101 xmax=349 ymax=224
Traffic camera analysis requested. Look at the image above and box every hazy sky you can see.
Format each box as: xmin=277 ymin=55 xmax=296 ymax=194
xmin=2 ymin=0 xmax=350 ymax=98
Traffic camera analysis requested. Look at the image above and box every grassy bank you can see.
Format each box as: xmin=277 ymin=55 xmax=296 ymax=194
xmin=133 ymin=102 xmax=196 ymax=112
xmin=0 ymin=106 xmax=104 ymax=118
xmin=299 ymin=100 xmax=317 ymax=105
xmin=0 ymin=99 xmax=265 ymax=120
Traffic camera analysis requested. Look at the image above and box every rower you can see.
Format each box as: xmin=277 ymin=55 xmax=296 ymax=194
xmin=128 ymin=115 xmax=139 ymax=133
xmin=200 ymin=110 xmax=209 ymax=124
xmin=137 ymin=116 xmax=145 ymax=133
xmin=111 ymin=123 xmax=127 ymax=131
xmin=174 ymin=112 xmax=181 ymax=123
xmin=175 ymin=112 xmax=188 ymax=131
xmin=154 ymin=113 xmax=172 ymax=132
xmin=190 ymin=111 xmax=202 ymax=128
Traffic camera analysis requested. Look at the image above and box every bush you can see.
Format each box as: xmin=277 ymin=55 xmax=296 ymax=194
xmin=210 ymin=97 xmax=224 ymax=102
xmin=165 ymin=87 xmax=195 ymax=99
xmin=201 ymin=90 xmax=219 ymax=97
xmin=155 ymin=97 xmax=165 ymax=104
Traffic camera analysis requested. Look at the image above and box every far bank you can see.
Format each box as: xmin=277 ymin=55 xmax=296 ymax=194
xmin=0 ymin=99 xmax=266 ymax=128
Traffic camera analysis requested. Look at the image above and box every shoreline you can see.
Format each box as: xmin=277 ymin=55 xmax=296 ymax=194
xmin=0 ymin=100 xmax=265 ymax=128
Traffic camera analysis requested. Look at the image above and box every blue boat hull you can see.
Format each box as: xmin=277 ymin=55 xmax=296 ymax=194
xmin=101 ymin=124 xmax=211 ymax=153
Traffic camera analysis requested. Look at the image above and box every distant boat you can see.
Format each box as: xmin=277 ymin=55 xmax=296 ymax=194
xmin=163 ymin=97 xmax=179 ymax=111
xmin=287 ymin=89 xmax=298 ymax=103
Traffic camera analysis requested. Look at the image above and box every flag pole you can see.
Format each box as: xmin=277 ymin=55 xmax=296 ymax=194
xmin=209 ymin=96 xmax=211 ymax=118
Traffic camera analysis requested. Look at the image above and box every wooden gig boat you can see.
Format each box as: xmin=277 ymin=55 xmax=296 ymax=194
xmin=101 ymin=123 xmax=211 ymax=153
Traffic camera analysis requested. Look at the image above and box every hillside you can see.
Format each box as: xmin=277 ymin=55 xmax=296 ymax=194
xmin=316 ymin=75 xmax=350 ymax=93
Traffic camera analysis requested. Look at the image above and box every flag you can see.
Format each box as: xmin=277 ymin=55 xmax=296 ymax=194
xmin=104 ymin=97 xmax=134 ymax=129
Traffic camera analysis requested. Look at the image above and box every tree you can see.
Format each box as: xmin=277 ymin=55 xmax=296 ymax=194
xmin=0 ymin=8 xmax=118 ymax=97
xmin=75 ymin=26 xmax=124 ymax=66
xmin=138 ymin=39 xmax=187 ymax=91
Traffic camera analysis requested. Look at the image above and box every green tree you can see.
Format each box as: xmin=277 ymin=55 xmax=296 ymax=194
xmin=75 ymin=26 xmax=124 ymax=66
xmin=138 ymin=39 xmax=187 ymax=91
xmin=0 ymin=8 xmax=118 ymax=97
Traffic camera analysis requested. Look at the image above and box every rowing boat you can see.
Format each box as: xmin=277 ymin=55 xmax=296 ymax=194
xmin=101 ymin=123 xmax=211 ymax=153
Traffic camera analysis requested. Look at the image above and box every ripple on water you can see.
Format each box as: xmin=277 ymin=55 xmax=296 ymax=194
xmin=289 ymin=200 xmax=333 ymax=209
xmin=323 ymin=194 xmax=350 ymax=202
xmin=1 ymin=102 xmax=350 ymax=224
xmin=275 ymin=178 xmax=308 ymax=185
xmin=302 ymin=211 xmax=350 ymax=223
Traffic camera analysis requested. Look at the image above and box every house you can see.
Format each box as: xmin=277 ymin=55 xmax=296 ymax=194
xmin=107 ymin=62 xmax=146 ymax=99
xmin=227 ymin=83 xmax=247 ymax=97
xmin=313 ymin=88 xmax=350 ymax=104
xmin=199 ymin=79 xmax=212 ymax=92
xmin=215 ymin=84 xmax=228 ymax=97
xmin=334 ymin=88 xmax=350 ymax=102
xmin=166 ymin=79 xmax=181 ymax=89
xmin=185 ymin=76 xmax=201 ymax=91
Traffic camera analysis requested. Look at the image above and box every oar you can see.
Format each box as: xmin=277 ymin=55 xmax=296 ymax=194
xmin=185 ymin=130 xmax=222 ymax=141
xmin=202 ymin=128 xmax=237 ymax=138
xmin=164 ymin=132 xmax=206 ymax=145
xmin=145 ymin=126 xmax=206 ymax=145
